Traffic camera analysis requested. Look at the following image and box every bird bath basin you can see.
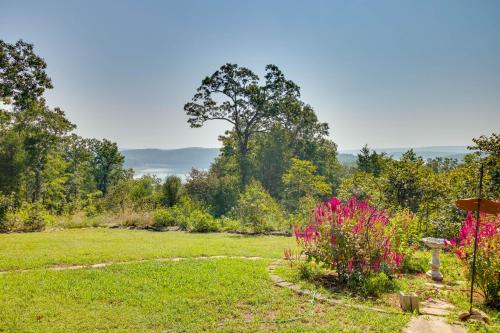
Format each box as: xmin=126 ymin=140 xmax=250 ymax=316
xmin=422 ymin=237 xmax=445 ymax=281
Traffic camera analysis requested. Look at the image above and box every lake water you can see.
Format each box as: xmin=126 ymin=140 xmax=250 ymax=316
xmin=132 ymin=167 xmax=188 ymax=182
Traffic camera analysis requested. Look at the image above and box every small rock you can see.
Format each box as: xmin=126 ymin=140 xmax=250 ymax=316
xmin=470 ymin=309 xmax=490 ymax=324
xmin=458 ymin=311 xmax=470 ymax=321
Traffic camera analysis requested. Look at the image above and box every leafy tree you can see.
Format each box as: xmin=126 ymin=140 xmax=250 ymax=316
xmin=89 ymin=139 xmax=127 ymax=195
xmin=468 ymin=133 xmax=499 ymax=197
xmin=14 ymin=101 xmax=75 ymax=203
xmin=357 ymin=145 xmax=387 ymax=176
xmin=0 ymin=111 xmax=25 ymax=195
xmin=130 ymin=175 xmax=161 ymax=210
xmin=382 ymin=151 xmax=424 ymax=213
xmin=185 ymin=168 xmax=240 ymax=217
xmin=161 ymin=175 xmax=183 ymax=207
xmin=233 ymin=180 xmax=285 ymax=233
xmin=63 ymin=135 xmax=96 ymax=208
xmin=252 ymin=127 xmax=291 ymax=199
xmin=282 ymin=158 xmax=331 ymax=210
xmin=425 ymin=157 xmax=458 ymax=173
xmin=337 ymin=171 xmax=384 ymax=207
xmin=184 ymin=63 xmax=300 ymax=186
xmin=0 ymin=39 xmax=53 ymax=108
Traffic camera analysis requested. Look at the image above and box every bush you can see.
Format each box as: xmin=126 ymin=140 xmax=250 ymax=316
xmin=4 ymin=203 xmax=54 ymax=232
xmin=358 ymin=272 xmax=394 ymax=297
xmin=233 ymin=180 xmax=285 ymax=233
xmin=218 ymin=216 xmax=241 ymax=232
xmin=446 ymin=212 xmax=500 ymax=309
xmin=153 ymin=208 xmax=176 ymax=227
xmin=294 ymin=197 xmax=418 ymax=284
xmin=188 ymin=209 xmax=220 ymax=232
xmin=286 ymin=195 xmax=317 ymax=229
xmin=0 ymin=194 xmax=15 ymax=232
xmin=152 ymin=197 xmax=221 ymax=232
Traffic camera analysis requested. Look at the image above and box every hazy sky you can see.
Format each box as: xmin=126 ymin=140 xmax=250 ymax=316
xmin=1 ymin=0 xmax=499 ymax=150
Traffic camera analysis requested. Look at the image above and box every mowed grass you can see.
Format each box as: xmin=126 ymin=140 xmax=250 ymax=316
xmin=0 ymin=229 xmax=411 ymax=332
xmin=0 ymin=229 xmax=295 ymax=271
xmin=0 ymin=259 xmax=410 ymax=332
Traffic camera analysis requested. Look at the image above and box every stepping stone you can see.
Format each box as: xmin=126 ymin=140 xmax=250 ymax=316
xmin=420 ymin=307 xmax=451 ymax=316
xmin=420 ymin=298 xmax=455 ymax=316
xmin=405 ymin=316 xmax=466 ymax=333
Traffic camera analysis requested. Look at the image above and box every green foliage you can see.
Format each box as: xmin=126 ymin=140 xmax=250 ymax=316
xmin=357 ymin=272 xmax=394 ymax=297
xmin=0 ymin=194 xmax=15 ymax=231
xmin=161 ymin=175 xmax=183 ymax=207
xmin=0 ymin=39 xmax=53 ymax=107
xmin=152 ymin=197 xmax=220 ymax=232
xmin=185 ymin=168 xmax=240 ymax=217
xmin=89 ymin=139 xmax=127 ymax=195
xmin=233 ymin=180 xmax=285 ymax=233
xmin=130 ymin=175 xmax=161 ymax=210
xmin=4 ymin=202 xmax=54 ymax=232
xmin=383 ymin=150 xmax=425 ymax=213
xmin=152 ymin=208 xmax=176 ymax=227
xmin=357 ymin=145 xmax=387 ymax=176
xmin=287 ymin=195 xmax=317 ymax=229
xmin=337 ymin=171 xmax=383 ymax=206
xmin=282 ymin=158 xmax=331 ymax=211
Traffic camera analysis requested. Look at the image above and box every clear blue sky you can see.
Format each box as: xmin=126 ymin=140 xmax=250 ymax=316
xmin=1 ymin=0 xmax=499 ymax=150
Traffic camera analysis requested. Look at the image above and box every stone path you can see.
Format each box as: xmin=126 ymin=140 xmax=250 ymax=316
xmin=404 ymin=298 xmax=466 ymax=333
xmin=405 ymin=316 xmax=466 ymax=333
xmin=266 ymin=260 xmax=467 ymax=333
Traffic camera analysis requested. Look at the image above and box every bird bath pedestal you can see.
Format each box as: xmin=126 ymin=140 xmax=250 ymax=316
xmin=422 ymin=237 xmax=445 ymax=281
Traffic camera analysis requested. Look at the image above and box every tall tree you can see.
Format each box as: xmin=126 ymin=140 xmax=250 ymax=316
xmin=184 ymin=63 xmax=299 ymax=186
xmin=89 ymin=139 xmax=126 ymax=195
xmin=14 ymin=101 xmax=75 ymax=202
xmin=0 ymin=40 xmax=53 ymax=108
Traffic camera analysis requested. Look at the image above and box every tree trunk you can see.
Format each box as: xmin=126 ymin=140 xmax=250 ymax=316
xmin=238 ymin=138 xmax=251 ymax=188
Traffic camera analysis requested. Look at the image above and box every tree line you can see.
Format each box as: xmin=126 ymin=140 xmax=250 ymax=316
xmin=1 ymin=39 xmax=498 ymax=237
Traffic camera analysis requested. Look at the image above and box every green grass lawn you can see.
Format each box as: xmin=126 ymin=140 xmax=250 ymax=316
xmin=0 ymin=229 xmax=412 ymax=332
xmin=0 ymin=229 xmax=296 ymax=271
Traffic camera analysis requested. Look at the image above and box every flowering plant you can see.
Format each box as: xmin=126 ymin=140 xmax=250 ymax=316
xmin=294 ymin=197 xmax=418 ymax=283
xmin=446 ymin=212 xmax=500 ymax=308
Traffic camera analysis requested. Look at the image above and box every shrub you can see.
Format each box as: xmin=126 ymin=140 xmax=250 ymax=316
xmin=446 ymin=212 xmax=500 ymax=309
xmin=4 ymin=203 xmax=54 ymax=232
xmin=0 ymin=194 xmax=15 ymax=232
xmin=153 ymin=208 xmax=176 ymax=227
xmin=358 ymin=272 xmax=394 ymax=297
xmin=152 ymin=197 xmax=221 ymax=232
xmin=188 ymin=209 xmax=220 ymax=233
xmin=218 ymin=216 xmax=241 ymax=232
xmin=161 ymin=175 xmax=183 ymax=207
xmin=233 ymin=180 xmax=285 ymax=233
xmin=287 ymin=195 xmax=317 ymax=229
xmin=294 ymin=197 xmax=418 ymax=283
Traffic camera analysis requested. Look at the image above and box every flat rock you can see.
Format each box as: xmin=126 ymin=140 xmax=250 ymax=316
xmin=420 ymin=307 xmax=451 ymax=316
xmin=421 ymin=299 xmax=455 ymax=310
xmin=405 ymin=317 xmax=466 ymax=333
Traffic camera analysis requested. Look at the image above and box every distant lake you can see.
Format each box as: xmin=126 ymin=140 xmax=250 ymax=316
xmin=132 ymin=167 xmax=188 ymax=182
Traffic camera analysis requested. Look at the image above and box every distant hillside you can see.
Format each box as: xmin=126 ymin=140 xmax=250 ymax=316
xmin=123 ymin=146 xmax=470 ymax=180
xmin=337 ymin=153 xmax=357 ymax=164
